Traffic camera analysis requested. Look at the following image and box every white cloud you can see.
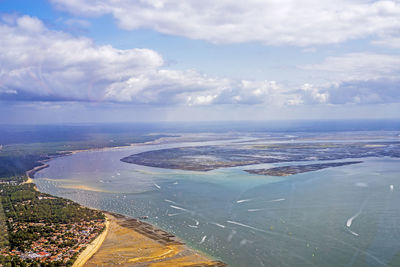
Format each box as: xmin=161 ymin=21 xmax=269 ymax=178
xmin=0 ymin=15 xmax=165 ymax=102
xmin=302 ymin=53 xmax=400 ymax=81
xmin=0 ymin=15 xmax=284 ymax=106
xmin=2 ymin=15 xmax=398 ymax=109
xmin=372 ymin=36 xmax=400 ymax=48
xmin=300 ymin=83 xmax=329 ymax=104
xmin=295 ymin=52 xmax=400 ymax=105
xmin=50 ymin=0 xmax=400 ymax=46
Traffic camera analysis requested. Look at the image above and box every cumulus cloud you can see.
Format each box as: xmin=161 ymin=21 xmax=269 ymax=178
xmin=2 ymin=15 xmax=399 ymax=109
xmin=302 ymin=53 xmax=400 ymax=81
xmin=328 ymin=79 xmax=400 ymax=104
xmin=50 ymin=0 xmax=400 ymax=46
xmin=295 ymin=78 xmax=400 ymax=105
xmin=297 ymin=53 xmax=400 ymax=105
xmin=0 ymin=15 xmax=164 ymax=101
xmin=0 ymin=15 xmax=283 ymax=106
xmin=186 ymin=80 xmax=282 ymax=106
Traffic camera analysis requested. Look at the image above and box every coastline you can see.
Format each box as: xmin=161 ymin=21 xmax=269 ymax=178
xmin=72 ymin=217 xmax=110 ymax=267
xmin=85 ymin=212 xmax=227 ymax=266
xmin=28 ymin=144 xmax=228 ymax=266
xmin=25 ymin=162 xmax=49 ymax=180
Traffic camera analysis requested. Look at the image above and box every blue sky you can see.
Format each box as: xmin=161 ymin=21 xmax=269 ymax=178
xmin=1 ymin=0 xmax=400 ymax=123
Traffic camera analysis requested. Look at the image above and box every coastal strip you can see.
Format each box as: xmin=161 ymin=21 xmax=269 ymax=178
xmin=72 ymin=217 xmax=110 ymax=267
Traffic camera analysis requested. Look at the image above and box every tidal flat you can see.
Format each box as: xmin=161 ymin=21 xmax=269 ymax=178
xmin=34 ymin=131 xmax=400 ymax=267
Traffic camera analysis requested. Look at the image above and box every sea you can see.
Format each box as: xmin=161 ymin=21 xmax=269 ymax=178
xmin=33 ymin=128 xmax=400 ymax=267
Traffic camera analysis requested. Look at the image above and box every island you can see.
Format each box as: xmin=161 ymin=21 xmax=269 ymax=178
xmin=121 ymin=141 xmax=399 ymax=171
xmin=245 ymin=161 xmax=363 ymax=176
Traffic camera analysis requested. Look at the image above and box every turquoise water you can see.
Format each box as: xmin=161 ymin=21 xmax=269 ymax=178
xmin=34 ymin=140 xmax=400 ymax=266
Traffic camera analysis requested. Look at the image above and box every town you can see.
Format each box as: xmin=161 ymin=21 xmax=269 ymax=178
xmin=0 ymin=181 xmax=106 ymax=266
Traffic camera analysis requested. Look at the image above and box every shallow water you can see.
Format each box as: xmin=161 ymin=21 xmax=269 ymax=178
xmin=35 ymin=138 xmax=400 ymax=267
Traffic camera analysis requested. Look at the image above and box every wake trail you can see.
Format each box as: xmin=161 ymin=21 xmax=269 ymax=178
xmin=170 ymin=205 xmax=190 ymax=212
xmin=236 ymin=199 xmax=253 ymax=203
xmin=211 ymin=222 xmax=226 ymax=228
xmin=199 ymin=235 xmax=207 ymax=244
xmin=227 ymin=220 xmax=268 ymax=233
xmin=346 ymin=211 xmax=361 ymax=227
xmin=154 ymin=183 xmax=161 ymax=189
xmin=164 ymin=199 xmax=178 ymax=204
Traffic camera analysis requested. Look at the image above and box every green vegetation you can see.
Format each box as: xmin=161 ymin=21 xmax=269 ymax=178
xmin=0 ymin=128 xmax=171 ymax=266
xmin=0 ymin=183 xmax=105 ymax=266
xmin=0 ymin=155 xmax=47 ymax=179
xmin=0 ymin=130 xmax=159 ymax=265
xmin=0 ymin=133 xmax=171 ymax=181
xmin=1 ymin=184 xmax=104 ymax=225
xmin=0 ymin=198 xmax=9 ymax=249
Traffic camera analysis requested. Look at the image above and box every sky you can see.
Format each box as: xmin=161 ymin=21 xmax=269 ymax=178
xmin=1 ymin=0 xmax=400 ymax=124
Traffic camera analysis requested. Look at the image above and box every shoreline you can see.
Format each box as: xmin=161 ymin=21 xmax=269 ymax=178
xmin=72 ymin=216 xmax=110 ymax=267
xmin=25 ymin=162 xmax=50 ymax=180
xmin=29 ymin=175 xmax=228 ymax=267
xmin=85 ymin=212 xmax=227 ymax=266
xmin=61 ymin=137 xmax=171 ymax=155
xmin=27 ymin=145 xmax=228 ymax=266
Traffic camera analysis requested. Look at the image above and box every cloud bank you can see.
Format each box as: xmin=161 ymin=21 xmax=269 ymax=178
xmin=50 ymin=0 xmax=400 ymax=46
xmin=1 ymin=15 xmax=399 ymax=109
xmin=0 ymin=15 xmax=283 ymax=106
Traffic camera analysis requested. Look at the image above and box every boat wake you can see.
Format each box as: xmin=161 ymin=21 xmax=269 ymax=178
xmin=236 ymin=199 xmax=253 ymax=203
xmin=200 ymin=235 xmax=207 ymax=244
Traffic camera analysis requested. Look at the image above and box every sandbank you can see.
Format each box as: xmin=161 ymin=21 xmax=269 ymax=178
xmin=85 ymin=212 xmax=227 ymax=266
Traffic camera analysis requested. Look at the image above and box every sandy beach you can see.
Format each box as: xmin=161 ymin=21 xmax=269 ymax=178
xmin=72 ymin=218 xmax=110 ymax=267
xmin=25 ymin=163 xmax=49 ymax=180
xmin=85 ymin=213 xmax=227 ymax=266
